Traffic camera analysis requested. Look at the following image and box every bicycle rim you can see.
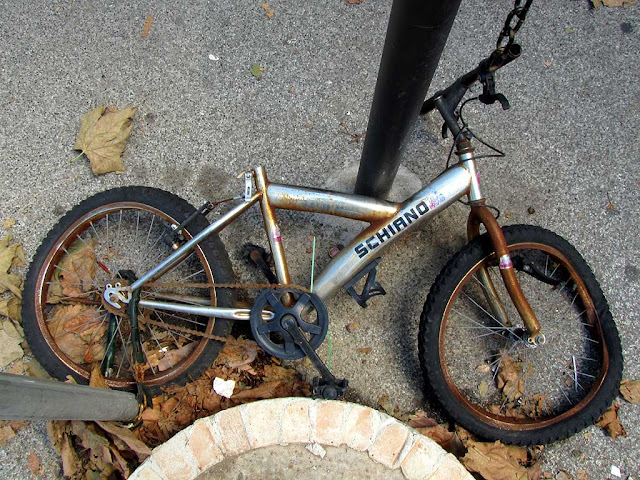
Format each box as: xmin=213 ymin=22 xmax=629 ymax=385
xmin=439 ymin=241 xmax=609 ymax=431
xmin=33 ymin=202 xmax=219 ymax=389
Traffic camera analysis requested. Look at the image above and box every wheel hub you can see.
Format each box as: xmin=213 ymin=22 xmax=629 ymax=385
xmin=101 ymin=279 xmax=132 ymax=314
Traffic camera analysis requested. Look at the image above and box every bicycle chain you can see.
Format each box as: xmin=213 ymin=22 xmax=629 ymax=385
xmin=495 ymin=0 xmax=533 ymax=54
xmin=137 ymin=281 xmax=311 ymax=346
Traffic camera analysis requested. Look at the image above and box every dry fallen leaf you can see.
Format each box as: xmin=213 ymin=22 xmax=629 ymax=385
xmin=347 ymin=0 xmax=363 ymax=4
xmin=462 ymin=439 xmax=541 ymax=480
xmin=48 ymin=304 xmax=106 ymax=364
xmin=576 ymin=469 xmax=589 ymax=480
xmin=73 ymin=105 xmax=137 ymax=175
xmin=27 ymin=451 xmax=40 ymax=476
xmin=0 ymin=234 xmax=23 ymax=297
xmin=417 ymin=425 xmax=466 ymax=457
xmin=0 ymin=424 xmax=16 ymax=446
xmin=356 ymin=347 xmax=371 ymax=354
xmin=261 ymin=2 xmax=274 ymax=18
xmin=3 ymin=218 xmax=16 ymax=229
xmin=345 ymin=322 xmax=359 ymax=333
xmin=0 ymin=296 xmax=22 ymax=322
xmin=96 ymin=421 xmax=152 ymax=461
xmin=141 ymin=14 xmax=153 ymax=38
xmin=596 ymin=402 xmax=627 ymax=438
xmin=0 ymin=322 xmax=24 ymax=368
xmin=89 ymin=364 xmax=109 ymax=389
xmin=620 ymin=379 xmax=640 ymax=403
xmin=592 ymin=0 xmax=637 ymax=8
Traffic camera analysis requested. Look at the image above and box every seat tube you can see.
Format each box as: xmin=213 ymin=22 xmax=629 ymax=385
xmin=254 ymin=166 xmax=292 ymax=285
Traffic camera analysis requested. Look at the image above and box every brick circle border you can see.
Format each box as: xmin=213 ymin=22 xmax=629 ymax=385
xmin=129 ymin=398 xmax=473 ymax=480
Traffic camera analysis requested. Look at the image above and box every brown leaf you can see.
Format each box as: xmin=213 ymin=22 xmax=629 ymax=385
xmin=60 ymin=432 xmax=82 ymax=478
xmin=261 ymin=2 xmax=275 ymax=18
xmin=0 ymin=424 xmax=16 ymax=446
xmin=407 ymin=411 xmax=437 ymax=429
xmin=156 ymin=342 xmax=196 ymax=371
xmin=96 ymin=421 xmax=152 ymax=460
xmin=356 ymin=347 xmax=371 ymax=354
xmin=3 ymin=218 xmax=16 ymax=229
xmin=496 ymin=355 xmax=524 ymax=402
xmin=89 ymin=364 xmax=109 ymax=389
xmin=73 ymin=105 xmax=136 ymax=175
xmin=27 ymin=451 xmax=40 ymax=476
xmin=345 ymin=322 xmax=359 ymax=333
xmin=0 ymin=322 xmax=24 ymax=368
xmin=347 ymin=0 xmax=363 ymax=4
xmin=0 ymin=234 xmax=23 ymax=297
xmin=232 ymin=380 xmax=283 ymax=400
xmin=47 ymin=240 xmax=97 ymax=303
xmin=0 ymin=296 xmax=22 ymax=322
xmin=620 ymin=379 xmax=640 ymax=403
xmin=576 ymin=469 xmax=589 ymax=480
xmin=596 ymin=402 xmax=627 ymax=439
xmin=141 ymin=14 xmax=153 ymax=38
xmin=462 ymin=439 xmax=537 ymax=480
xmin=48 ymin=304 xmax=106 ymax=364
xmin=600 ymin=0 xmax=637 ymax=6
xmin=228 ymin=346 xmax=258 ymax=369
xmin=10 ymin=420 xmax=29 ymax=432
xmin=416 ymin=425 xmax=465 ymax=457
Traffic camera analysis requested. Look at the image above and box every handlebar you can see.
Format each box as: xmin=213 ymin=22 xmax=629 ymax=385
xmin=420 ymin=43 xmax=522 ymax=139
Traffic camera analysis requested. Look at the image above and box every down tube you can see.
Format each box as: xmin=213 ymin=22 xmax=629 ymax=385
xmin=312 ymin=165 xmax=472 ymax=300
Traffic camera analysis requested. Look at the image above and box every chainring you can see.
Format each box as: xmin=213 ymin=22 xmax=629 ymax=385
xmin=249 ymin=288 xmax=328 ymax=360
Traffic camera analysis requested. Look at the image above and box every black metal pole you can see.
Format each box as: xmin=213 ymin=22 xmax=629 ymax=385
xmin=354 ymin=0 xmax=463 ymax=199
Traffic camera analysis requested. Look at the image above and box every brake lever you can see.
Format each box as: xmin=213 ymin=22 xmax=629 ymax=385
xmin=478 ymin=72 xmax=511 ymax=110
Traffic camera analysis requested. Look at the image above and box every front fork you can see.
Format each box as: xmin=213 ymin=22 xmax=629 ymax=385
xmin=458 ymin=139 xmax=544 ymax=345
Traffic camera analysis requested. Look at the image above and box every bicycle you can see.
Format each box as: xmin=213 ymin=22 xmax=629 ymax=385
xmin=21 ymin=0 xmax=622 ymax=446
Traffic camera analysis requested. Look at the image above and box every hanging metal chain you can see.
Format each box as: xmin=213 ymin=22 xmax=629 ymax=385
xmin=495 ymin=0 xmax=534 ymax=54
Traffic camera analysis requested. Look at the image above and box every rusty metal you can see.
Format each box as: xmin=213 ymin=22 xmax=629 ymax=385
xmin=254 ymin=167 xmax=292 ymax=287
xmin=33 ymin=201 xmax=222 ymax=390
xmin=467 ymin=204 xmax=542 ymax=342
xmin=267 ymin=183 xmax=399 ymax=222
xmin=439 ymin=241 xmax=609 ymax=430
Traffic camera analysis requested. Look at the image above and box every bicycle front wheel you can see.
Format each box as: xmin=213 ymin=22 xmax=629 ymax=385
xmin=22 ymin=186 xmax=234 ymax=392
xmin=419 ymin=225 xmax=623 ymax=445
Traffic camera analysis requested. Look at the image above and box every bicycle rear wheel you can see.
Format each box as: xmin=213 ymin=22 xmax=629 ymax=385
xmin=22 ymin=186 xmax=234 ymax=392
xmin=419 ymin=225 xmax=622 ymax=445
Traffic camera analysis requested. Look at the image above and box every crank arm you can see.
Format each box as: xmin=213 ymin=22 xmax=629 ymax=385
xmin=281 ymin=317 xmax=335 ymax=382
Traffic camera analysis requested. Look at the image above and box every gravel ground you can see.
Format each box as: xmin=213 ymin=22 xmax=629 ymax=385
xmin=0 ymin=0 xmax=638 ymax=478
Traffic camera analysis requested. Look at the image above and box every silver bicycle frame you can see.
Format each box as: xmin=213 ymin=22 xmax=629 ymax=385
xmin=128 ymin=162 xmax=475 ymax=320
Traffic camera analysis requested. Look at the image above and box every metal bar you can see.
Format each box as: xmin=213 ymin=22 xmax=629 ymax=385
xmin=354 ymin=0 xmax=463 ymax=198
xmin=267 ymin=183 xmax=399 ymax=222
xmin=254 ymin=166 xmax=292 ymax=285
xmin=314 ymin=164 xmax=472 ymax=299
xmin=138 ymin=299 xmax=274 ymax=321
xmin=0 ymin=373 xmax=138 ymax=421
xmin=468 ymin=204 xmax=542 ymax=344
xmin=130 ymin=194 xmax=261 ymax=291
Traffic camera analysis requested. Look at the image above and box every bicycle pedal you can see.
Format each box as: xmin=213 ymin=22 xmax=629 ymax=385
xmin=312 ymin=377 xmax=348 ymax=400
xmin=343 ymin=258 xmax=386 ymax=308
xmin=240 ymin=243 xmax=276 ymax=284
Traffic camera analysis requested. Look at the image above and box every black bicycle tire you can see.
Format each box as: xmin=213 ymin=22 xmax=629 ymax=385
xmin=22 ymin=186 xmax=235 ymax=392
xmin=419 ymin=224 xmax=623 ymax=445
